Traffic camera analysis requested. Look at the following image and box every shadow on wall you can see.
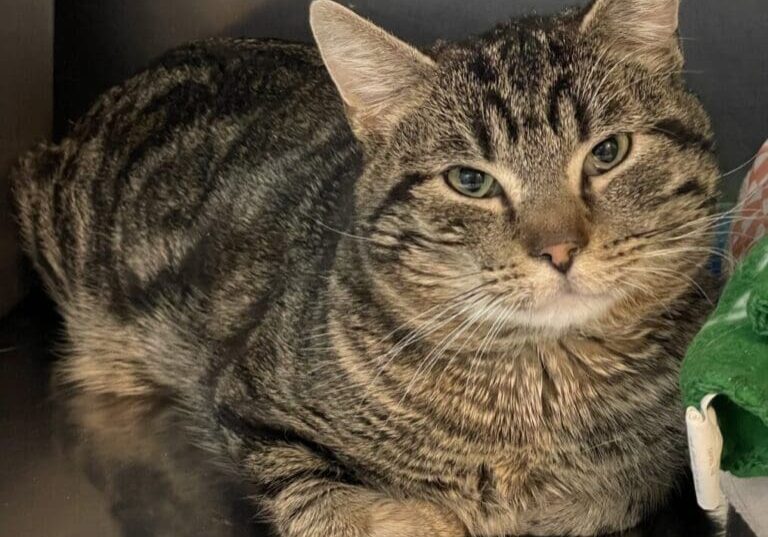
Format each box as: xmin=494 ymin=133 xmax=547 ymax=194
xmin=55 ymin=0 xmax=768 ymax=198
xmin=0 ymin=1 xmax=53 ymax=317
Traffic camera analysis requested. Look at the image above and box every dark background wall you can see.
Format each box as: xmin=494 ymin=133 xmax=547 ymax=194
xmin=54 ymin=0 xmax=768 ymax=199
xmin=0 ymin=0 xmax=53 ymax=317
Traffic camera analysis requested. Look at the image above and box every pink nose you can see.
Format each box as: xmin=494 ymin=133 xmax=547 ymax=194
xmin=537 ymin=242 xmax=581 ymax=274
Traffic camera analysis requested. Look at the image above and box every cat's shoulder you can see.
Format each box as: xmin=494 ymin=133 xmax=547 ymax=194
xmin=66 ymin=36 xmax=338 ymax=153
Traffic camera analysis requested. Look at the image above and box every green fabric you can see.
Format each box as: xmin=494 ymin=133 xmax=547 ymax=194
xmin=748 ymin=272 xmax=768 ymax=337
xmin=680 ymin=236 xmax=768 ymax=477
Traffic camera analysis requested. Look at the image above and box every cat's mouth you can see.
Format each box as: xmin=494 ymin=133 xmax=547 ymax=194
xmin=559 ymin=280 xmax=578 ymax=294
xmin=468 ymin=273 xmax=617 ymax=331
xmin=521 ymin=287 xmax=616 ymax=330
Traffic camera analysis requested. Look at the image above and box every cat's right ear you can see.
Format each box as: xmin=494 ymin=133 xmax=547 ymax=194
xmin=309 ymin=0 xmax=436 ymax=139
xmin=580 ymin=0 xmax=683 ymax=72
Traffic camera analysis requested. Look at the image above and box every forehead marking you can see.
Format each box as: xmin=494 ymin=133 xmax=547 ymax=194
xmin=486 ymin=90 xmax=519 ymax=146
xmin=547 ymin=74 xmax=591 ymax=141
xmin=472 ymin=114 xmax=494 ymax=162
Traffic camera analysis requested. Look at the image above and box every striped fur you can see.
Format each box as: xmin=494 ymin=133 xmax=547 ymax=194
xmin=12 ymin=1 xmax=722 ymax=536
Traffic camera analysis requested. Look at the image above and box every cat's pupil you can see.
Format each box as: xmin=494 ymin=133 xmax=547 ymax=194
xmin=459 ymin=168 xmax=485 ymax=192
xmin=593 ymin=138 xmax=619 ymax=163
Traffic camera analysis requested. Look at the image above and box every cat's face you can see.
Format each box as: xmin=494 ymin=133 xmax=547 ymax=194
xmin=312 ymin=0 xmax=719 ymax=333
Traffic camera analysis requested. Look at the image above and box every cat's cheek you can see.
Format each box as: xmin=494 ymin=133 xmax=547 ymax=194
xmin=519 ymin=259 xmax=563 ymax=293
xmin=569 ymin=256 xmax=617 ymax=293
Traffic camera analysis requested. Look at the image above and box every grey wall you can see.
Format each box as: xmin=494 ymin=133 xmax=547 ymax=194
xmin=53 ymin=0 xmax=768 ymax=199
xmin=0 ymin=0 xmax=53 ymax=316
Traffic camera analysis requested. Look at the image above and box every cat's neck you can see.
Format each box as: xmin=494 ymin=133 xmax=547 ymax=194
xmin=316 ymin=261 xmax=714 ymax=441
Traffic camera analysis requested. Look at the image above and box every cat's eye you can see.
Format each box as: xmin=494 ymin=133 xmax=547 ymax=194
xmin=445 ymin=167 xmax=501 ymax=198
xmin=583 ymin=134 xmax=631 ymax=176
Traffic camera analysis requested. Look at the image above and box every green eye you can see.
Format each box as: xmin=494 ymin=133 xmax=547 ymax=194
xmin=445 ymin=167 xmax=500 ymax=198
xmin=584 ymin=133 xmax=631 ymax=176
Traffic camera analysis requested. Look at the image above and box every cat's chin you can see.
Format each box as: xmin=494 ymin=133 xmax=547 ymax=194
xmin=513 ymin=291 xmax=615 ymax=331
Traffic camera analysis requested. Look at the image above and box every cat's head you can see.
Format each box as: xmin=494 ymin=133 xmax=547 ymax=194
xmin=311 ymin=0 xmax=719 ymax=334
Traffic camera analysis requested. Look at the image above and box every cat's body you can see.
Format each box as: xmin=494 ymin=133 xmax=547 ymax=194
xmin=13 ymin=1 xmax=722 ymax=536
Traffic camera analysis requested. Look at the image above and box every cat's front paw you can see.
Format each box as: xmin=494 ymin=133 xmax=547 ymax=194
xmin=367 ymin=500 xmax=466 ymax=537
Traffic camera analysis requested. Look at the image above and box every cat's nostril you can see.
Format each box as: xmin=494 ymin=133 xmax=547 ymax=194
xmin=537 ymin=243 xmax=580 ymax=274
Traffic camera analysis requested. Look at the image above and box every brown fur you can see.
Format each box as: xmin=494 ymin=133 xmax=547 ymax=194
xmin=12 ymin=1 xmax=722 ymax=535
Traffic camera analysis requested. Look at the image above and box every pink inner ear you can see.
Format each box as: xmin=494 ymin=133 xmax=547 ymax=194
xmin=731 ymin=140 xmax=768 ymax=260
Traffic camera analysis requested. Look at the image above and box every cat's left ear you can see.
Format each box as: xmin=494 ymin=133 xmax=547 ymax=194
xmin=580 ymin=0 xmax=683 ymax=72
xmin=310 ymin=0 xmax=436 ymax=139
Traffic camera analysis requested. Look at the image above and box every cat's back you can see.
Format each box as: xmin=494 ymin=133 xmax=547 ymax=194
xmin=13 ymin=37 xmax=360 ymax=321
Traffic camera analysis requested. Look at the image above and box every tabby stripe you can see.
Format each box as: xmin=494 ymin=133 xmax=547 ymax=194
xmin=255 ymin=468 xmax=347 ymax=498
xmin=538 ymin=352 xmax=556 ymax=419
xmin=371 ymin=230 xmax=464 ymax=256
xmin=412 ymin=475 xmax=457 ymax=493
xmin=367 ymin=173 xmax=430 ymax=224
xmin=547 ymin=75 xmax=571 ymax=135
xmin=469 ymin=51 xmax=499 ymax=84
xmin=210 ymin=279 xmax=287 ymax=402
xmin=31 ymin=186 xmax=62 ymax=291
xmin=518 ymin=29 xmax=541 ymax=56
xmin=472 ymin=114 xmax=495 ymax=161
xmin=105 ymin=82 xmax=214 ymax=316
xmin=124 ymin=229 xmax=217 ymax=313
xmin=546 ymin=74 xmax=591 ymax=140
xmin=573 ymin=93 xmax=591 ymax=141
xmin=547 ymin=37 xmax=567 ymax=66
xmin=215 ymin=405 xmax=362 ymax=487
xmin=486 ymin=91 xmax=519 ymax=145
xmin=339 ymin=286 xmax=418 ymax=359
xmin=120 ymin=81 xmax=212 ymax=175
xmin=478 ymin=463 xmax=496 ymax=510
xmin=335 ymin=252 xmax=410 ymax=349
xmin=51 ymin=179 xmax=72 ymax=278
xmin=653 ymin=119 xmax=714 ymax=153
xmin=673 ymin=178 xmax=705 ymax=197
xmin=655 ymin=178 xmax=712 ymax=208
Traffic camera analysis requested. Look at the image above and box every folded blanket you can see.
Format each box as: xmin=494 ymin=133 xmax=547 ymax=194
xmin=680 ymin=235 xmax=768 ymax=478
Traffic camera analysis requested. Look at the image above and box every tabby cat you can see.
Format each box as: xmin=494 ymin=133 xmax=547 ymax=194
xmin=12 ymin=0 xmax=722 ymax=535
